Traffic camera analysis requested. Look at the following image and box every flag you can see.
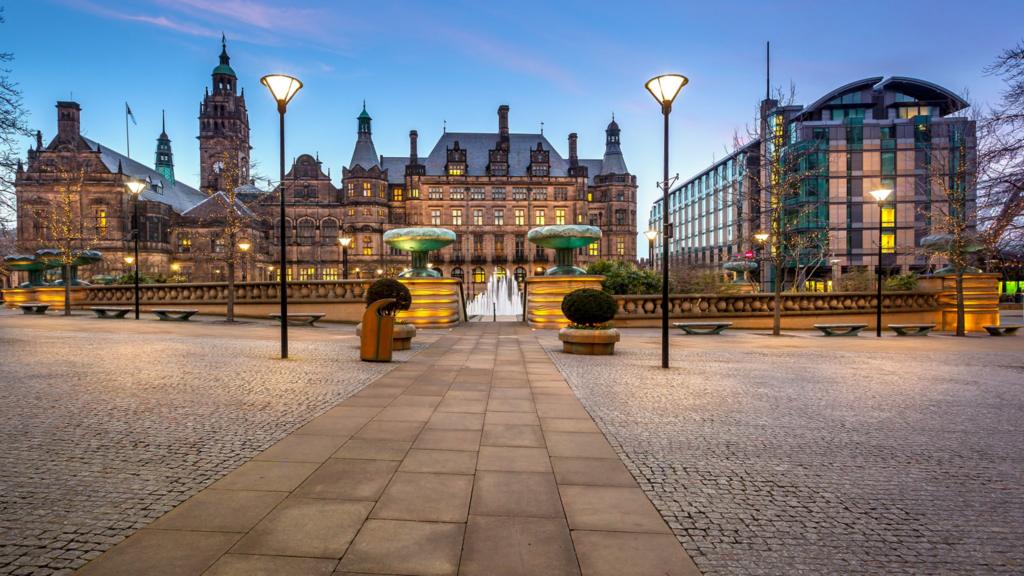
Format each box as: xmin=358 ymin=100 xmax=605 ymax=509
xmin=125 ymin=102 xmax=137 ymax=125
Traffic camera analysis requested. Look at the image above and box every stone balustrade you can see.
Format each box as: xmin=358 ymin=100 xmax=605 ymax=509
xmin=78 ymin=280 xmax=373 ymax=306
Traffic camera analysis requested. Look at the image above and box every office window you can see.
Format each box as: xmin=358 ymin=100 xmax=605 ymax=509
xmin=431 ymin=209 xmax=441 ymax=226
xmin=555 ymin=208 xmax=566 ymax=225
xmin=535 ymin=209 xmax=545 ymax=226
xmin=881 ymin=206 xmax=895 ymax=228
xmin=514 ymin=209 xmax=525 ymax=226
xmin=881 ymin=231 xmax=895 ymax=254
xmin=494 ymin=209 xmax=504 ymax=226
xmin=473 ymin=209 xmax=484 ymax=225
xmin=362 ymin=236 xmax=373 ymax=256
xmin=452 ymin=209 xmax=463 ymax=226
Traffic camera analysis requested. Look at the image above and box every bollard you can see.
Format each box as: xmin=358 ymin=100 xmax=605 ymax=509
xmin=360 ymin=298 xmax=396 ymax=362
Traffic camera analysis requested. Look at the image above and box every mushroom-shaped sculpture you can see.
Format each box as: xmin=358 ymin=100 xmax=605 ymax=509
xmin=34 ymin=248 xmax=104 ymax=286
xmin=3 ymin=254 xmax=53 ymax=287
xmin=383 ymin=227 xmax=456 ymax=278
xmin=526 ymin=225 xmax=601 ymax=276
xmin=723 ymin=258 xmax=758 ymax=284
xmin=920 ymin=233 xmax=984 ymax=275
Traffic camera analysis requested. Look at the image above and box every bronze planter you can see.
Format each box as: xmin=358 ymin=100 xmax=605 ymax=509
xmin=356 ymin=321 xmax=417 ymax=350
xmin=558 ymin=327 xmax=620 ymax=355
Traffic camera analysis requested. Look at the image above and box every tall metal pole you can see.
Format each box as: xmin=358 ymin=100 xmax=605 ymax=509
xmin=661 ymin=106 xmax=670 ymax=369
xmin=278 ymin=106 xmax=289 ymax=358
xmin=133 ymin=197 xmax=140 ymax=320
xmin=876 ymin=206 xmax=884 ymax=337
xmin=342 ymin=245 xmax=349 ymax=280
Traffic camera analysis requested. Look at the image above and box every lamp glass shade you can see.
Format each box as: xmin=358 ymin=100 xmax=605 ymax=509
xmin=645 ymin=74 xmax=689 ymax=106
xmin=644 ymin=229 xmax=659 ymax=241
xmin=125 ymin=179 xmax=147 ymax=196
xmin=123 ymin=256 xmax=135 ymax=264
xmin=869 ymin=188 xmax=893 ymax=203
xmin=754 ymin=232 xmax=770 ymax=243
xmin=237 ymin=240 xmax=252 ymax=252
xmin=260 ymin=74 xmax=303 ymax=106
xmin=338 ymin=237 xmax=353 ymax=248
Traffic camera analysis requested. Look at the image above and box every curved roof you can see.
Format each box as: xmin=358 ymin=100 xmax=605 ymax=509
xmin=877 ymin=76 xmax=969 ymax=113
xmin=797 ymin=76 xmax=883 ymax=118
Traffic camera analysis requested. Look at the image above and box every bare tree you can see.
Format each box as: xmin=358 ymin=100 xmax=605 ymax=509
xmin=46 ymin=159 xmax=95 ymax=315
xmin=0 ymin=8 xmax=33 ymax=238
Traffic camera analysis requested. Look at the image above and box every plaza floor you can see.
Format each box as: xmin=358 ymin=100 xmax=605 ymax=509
xmin=0 ymin=310 xmax=1022 ymax=575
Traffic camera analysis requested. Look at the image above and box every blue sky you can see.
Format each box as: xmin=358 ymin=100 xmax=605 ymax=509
xmin=4 ymin=0 xmax=1023 ymax=252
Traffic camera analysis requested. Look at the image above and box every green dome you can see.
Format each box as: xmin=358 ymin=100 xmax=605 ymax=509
xmin=213 ymin=64 xmax=236 ymax=77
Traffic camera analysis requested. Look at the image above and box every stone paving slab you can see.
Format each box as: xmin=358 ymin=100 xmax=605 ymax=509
xmin=70 ymin=323 xmax=700 ymax=575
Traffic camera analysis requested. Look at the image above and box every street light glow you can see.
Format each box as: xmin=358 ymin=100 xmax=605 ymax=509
xmin=754 ymin=232 xmax=770 ymax=243
xmin=338 ymin=237 xmax=353 ymax=248
xmin=645 ymin=74 xmax=689 ymax=109
xmin=644 ymin=228 xmax=658 ymax=241
xmin=869 ymin=188 xmax=893 ymax=203
xmin=260 ymin=74 xmax=303 ymax=108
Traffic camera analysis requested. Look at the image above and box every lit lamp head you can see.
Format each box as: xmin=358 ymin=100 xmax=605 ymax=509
xmin=170 ymin=262 xmax=181 ymax=272
xmin=644 ymin=228 xmax=658 ymax=242
xmin=123 ymin=255 xmax=135 ymax=265
xmin=869 ymin=188 xmax=893 ymax=203
xmin=125 ymin=178 xmax=147 ymax=197
xmin=260 ymin=74 xmax=303 ymax=112
xmin=237 ymin=239 xmax=252 ymax=252
xmin=645 ymin=73 xmax=689 ymax=113
xmin=375 ymin=268 xmax=384 ymax=276
xmin=754 ymin=232 xmax=770 ymax=244
xmin=338 ymin=236 xmax=353 ymax=249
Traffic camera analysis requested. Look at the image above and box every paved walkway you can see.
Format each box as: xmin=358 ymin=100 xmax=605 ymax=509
xmin=75 ymin=323 xmax=698 ymax=576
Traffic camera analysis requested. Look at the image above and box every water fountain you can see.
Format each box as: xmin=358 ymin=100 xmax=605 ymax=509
xmin=526 ymin=224 xmax=602 ymax=275
xmin=523 ymin=225 xmax=606 ymax=328
xmin=467 ymin=274 xmax=523 ymax=319
xmin=383 ymin=227 xmax=456 ymax=277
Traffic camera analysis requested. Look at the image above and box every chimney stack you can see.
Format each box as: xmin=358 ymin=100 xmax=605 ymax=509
xmin=56 ymin=101 xmax=81 ymax=140
xmin=409 ymin=130 xmax=419 ymax=163
xmin=568 ymin=133 xmax=578 ymax=165
xmin=498 ymin=105 xmax=509 ymax=141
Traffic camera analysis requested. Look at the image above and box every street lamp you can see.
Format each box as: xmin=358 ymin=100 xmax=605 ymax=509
xmin=645 ymin=72 xmax=688 ymax=369
xmin=237 ymin=239 xmax=251 ymax=283
xmin=869 ymin=188 xmax=893 ymax=337
xmin=124 ymin=178 xmax=147 ymax=320
xmin=644 ymin=228 xmax=658 ymax=269
xmin=754 ymin=232 xmax=769 ymax=292
xmin=338 ymin=236 xmax=352 ymax=279
xmin=260 ymin=73 xmax=303 ymax=359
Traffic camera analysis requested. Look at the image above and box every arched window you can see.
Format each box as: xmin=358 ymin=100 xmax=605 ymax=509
xmin=494 ymin=266 xmax=507 ymax=279
xmin=277 ymin=218 xmax=294 ymax=243
xmin=451 ymin=267 xmax=464 ymax=281
xmin=472 ymin=267 xmax=486 ymax=283
xmin=514 ymin=267 xmax=526 ymax=283
xmin=321 ymin=218 xmax=338 ymax=244
xmin=297 ymin=218 xmax=315 ymax=245
xmin=362 ymin=236 xmax=373 ymax=256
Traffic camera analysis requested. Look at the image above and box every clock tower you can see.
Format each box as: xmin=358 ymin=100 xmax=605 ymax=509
xmin=198 ymin=35 xmax=250 ymax=193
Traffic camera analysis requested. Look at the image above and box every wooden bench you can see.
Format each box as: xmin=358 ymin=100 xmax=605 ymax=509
xmin=19 ymin=303 xmax=49 ymax=315
xmin=983 ymin=325 xmax=1021 ymax=336
xmin=153 ymin=309 xmax=198 ymax=322
xmin=673 ymin=321 xmax=732 ymax=335
xmin=814 ymin=323 xmax=868 ymax=337
xmin=888 ymin=323 xmax=936 ymax=336
xmin=270 ymin=312 xmax=326 ymax=326
xmin=90 ymin=306 xmax=131 ymax=319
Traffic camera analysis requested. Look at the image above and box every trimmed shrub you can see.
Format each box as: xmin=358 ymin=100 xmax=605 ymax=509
xmin=366 ymin=278 xmax=412 ymax=315
xmin=586 ymin=260 xmax=660 ymax=295
xmin=884 ymin=272 xmax=919 ymax=292
xmin=837 ymin=267 xmax=874 ymax=292
xmin=561 ymin=288 xmax=617 ymax=328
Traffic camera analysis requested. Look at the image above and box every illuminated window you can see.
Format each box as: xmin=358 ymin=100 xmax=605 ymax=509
xmin=378 ymin=208 xmax=386 ymax=217
xmin=535 ymin=210 xmax=545 ymax=226
xmin=178 ymin=235 xmax=191 ymax=253
xmin=362 ymin=207 xmax=372 ymax=216
xmin=898 ymin=106 xmax=933 ymax=119
xmin=472 ymin=267 xmax=486 ymax=283
xmin=616 ymin=238 xmax=625 ymax=256
xmin=514 ymin=209 xmax=525 ymax=226
xmin=452 ymin=209 xmax=463 ymax=226
xmin=495 ymin=266 xmax=507 ymax=279
xmin=512 ymin=187 xmax=528 ymax=200
xmin=555 ymin=208 xmax=566 ymax=225
xmin=473 ymin=209 xmax=484 ymax=225
xmin=448 ymin=166 xmax=464 ymax=176
xmin=95 ymin=208 xmax=108 ymax=237
xmin=881 ymin=231 xmax=895 ymax=254
xmin=451 ymin=267 xmax=464 ymax=280
xmin=450 ymin=188 xmax=465 ymax=200
xmin=494 ymin=209 xmax=504 ymax=226
xmin=362 ymin=236 xmax=373 ymax=256
xmin=321 ymin=268 xmax=338 ymax=280
xmin=362 ymin=182 xmax=371 ymax=197
xmin=470 ymin=187 xmax=485 ymax=200
xmin=298 ymin=267 xmax=316 ymax=281
xmin=586 ymin=191 xmax=593 ymax=202
xmin=576 ymin=213 xmax=584 ymax=223
xmin=347 ymin=208 xmax=356 ymax=216
xmin=393 ymin=188 xmax=404 ymax=201
xmin=409 ymin=188 xmax=420 ymax=199
xmin=431 ymin=210 xmax=441 ymax=226
xmin=588 ymin=242 xmax=599 ymax=256
xmin=881 ymin=206 xmax=895 ymax=227
xmin=377 ymin=185 xmax=385 ymax=199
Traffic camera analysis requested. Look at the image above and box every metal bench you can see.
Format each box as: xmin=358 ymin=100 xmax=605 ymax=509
xmin=269 ymin=312 xmax=326 ymax=326
xmin=19 ymin=303 xmax=50 ymax=315
xmin=983 ymin=325 xmax=1021 ymax=336
xmin=673 ymin=321 xmax=732 ymax=335
xmin=153 ymin=309 xmax=198 ymax=322
xmin=887 ymin=323 xmax=936 ymax=336
xmin=813 ymin=323 xmax=868 ymax=337
xmin=90 ymin=306 xmax=131 ymax=319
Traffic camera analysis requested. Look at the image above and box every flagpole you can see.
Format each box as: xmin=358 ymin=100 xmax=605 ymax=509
xmin=125 ymin=102 xmax=131 ymax=159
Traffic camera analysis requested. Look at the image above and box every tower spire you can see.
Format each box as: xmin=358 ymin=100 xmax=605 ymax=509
xmin=155 ymin=111 xmax=174 ymax=184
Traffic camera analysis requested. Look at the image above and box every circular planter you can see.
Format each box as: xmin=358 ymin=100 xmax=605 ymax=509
xmin=558 ymin=327 xmax=620 ymax=355
xmin=356 ymin=321 xmax=417 ymax=350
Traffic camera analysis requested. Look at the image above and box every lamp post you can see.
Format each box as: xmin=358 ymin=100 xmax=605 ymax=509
xmin=644 ymin=228 xmax=658 ymax=269
xmin=869 ymin=188 xmax=893 ymax=337
xmin=754 ymin=232 xmax=769 ymax=292
xmin=260 ymin=73 xmax=303 ymax=359
xmin=339 ymin=236 xmax=352 ymax=279
xmin=238 ymin=239 xmax=251 ymax=283
xmin=645 ymin=73 xmax=688 ymax=369
xmin=124 ymin=178 xmax=147 ymax=319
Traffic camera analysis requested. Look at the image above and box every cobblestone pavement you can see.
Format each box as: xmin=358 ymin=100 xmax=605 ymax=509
xmin=540 ymin=329 xmax=1024 ymax=576
xmin=0 ymin=311 xmax=434 ymax=575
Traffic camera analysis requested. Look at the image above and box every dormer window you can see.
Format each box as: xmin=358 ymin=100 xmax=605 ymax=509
xmin=446 ymin=141 xmax=467 ymax=177
xmin=448 ymin=166 xmax=465 ymax=176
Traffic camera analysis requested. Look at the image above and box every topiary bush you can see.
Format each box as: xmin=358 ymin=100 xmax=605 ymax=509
xmin=883 ymin=272 xmax=919 ymax=292
xmin=561 ymin=288 xmax=618 ymax=328
xmin=366 ymin=278 xmax=412 ymax=316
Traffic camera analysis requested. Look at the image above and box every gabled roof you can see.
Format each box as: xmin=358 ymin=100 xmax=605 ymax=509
xmin=83 ymin=137 xmax=205 ymax=213
xmin=180 ymin=190 xmax=255 ymax=220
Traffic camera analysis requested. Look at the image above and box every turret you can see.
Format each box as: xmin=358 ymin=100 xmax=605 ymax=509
xmin=600 ymin=115 xmax=628 ymax=175
xmin=155 ymin=110 xmax=175 ymax=183
xmin=56 ymin=101 xmax=81 ymax=141
xmin=349 ymin=102 xmax=380 ymax=170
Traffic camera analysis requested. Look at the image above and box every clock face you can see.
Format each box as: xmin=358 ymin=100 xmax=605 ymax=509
xmin=213 ymin=161 xmax=224 ymax=174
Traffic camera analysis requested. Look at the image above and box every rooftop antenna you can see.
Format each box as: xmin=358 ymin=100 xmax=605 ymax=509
xmin=443 ymin=119 xmax=447 ymax=134
xmin=540 ymin=121 xmax=544 ymax=135
xmin=766 ymin=41 xmax=771 ymax=100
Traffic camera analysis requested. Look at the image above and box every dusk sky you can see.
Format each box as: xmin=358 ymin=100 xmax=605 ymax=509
xmin=5 ymin=0 xmax=1023 ymax=251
